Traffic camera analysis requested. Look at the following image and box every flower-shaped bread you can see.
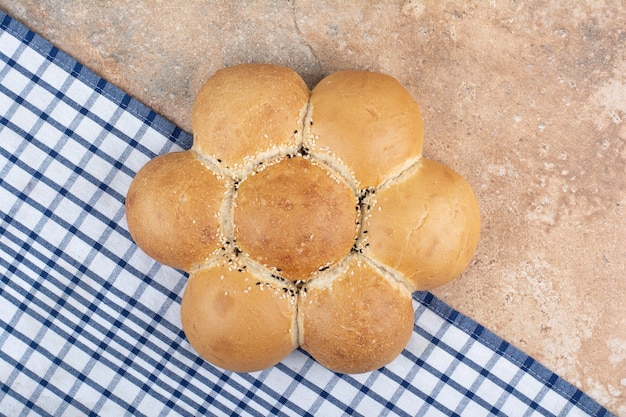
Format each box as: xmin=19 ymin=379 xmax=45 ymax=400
xmin=125 ymin=64 xmax=480 ymax=374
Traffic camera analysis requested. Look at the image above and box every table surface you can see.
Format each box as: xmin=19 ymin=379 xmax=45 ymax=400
xmin=1 ymin=1 xmax=624 ymax=414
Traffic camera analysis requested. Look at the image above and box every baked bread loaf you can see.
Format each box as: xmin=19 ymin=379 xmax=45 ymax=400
xmin=125 ymin=64 xmax=480 ymax=374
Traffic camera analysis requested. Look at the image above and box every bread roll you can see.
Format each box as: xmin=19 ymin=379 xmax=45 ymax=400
xmin=362 ymin=158 xmax=481 ymax=291
xmin=192 ymin=64 xmax=309 ymax=173
xmin=233 ymin=156 xmax=357 ymax=281
xmin=180 ymin=260 xmax=298 ymax=372
xmin=299 ymin=255 xmax=414 ymax=374
xmin=125 ymin=63 xmax=480 ymax=374
xmin=307 ymin=70 xmax=423 ymax=188
xmin=125 ymin=151 xmax=224 ymax=271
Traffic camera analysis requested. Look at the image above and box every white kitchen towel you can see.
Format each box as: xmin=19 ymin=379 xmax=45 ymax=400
xmin=0 ymin=11 xmax=615 ymax=417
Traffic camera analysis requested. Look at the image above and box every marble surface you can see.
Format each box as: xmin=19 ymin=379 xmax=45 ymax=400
xmin=1 ymin=1 xmax=624 ymax=414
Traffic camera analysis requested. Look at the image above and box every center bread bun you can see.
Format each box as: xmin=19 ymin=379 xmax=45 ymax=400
xmin=125 ymin=64 xmax=481 ymax=374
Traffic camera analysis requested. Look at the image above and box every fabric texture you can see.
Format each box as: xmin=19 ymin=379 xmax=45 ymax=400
xmin=0 ymin=11 xmax=615 ymax=417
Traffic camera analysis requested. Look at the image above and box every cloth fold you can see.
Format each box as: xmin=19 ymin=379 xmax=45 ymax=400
xmin=0 ymin=11 xmax=614 ymax=416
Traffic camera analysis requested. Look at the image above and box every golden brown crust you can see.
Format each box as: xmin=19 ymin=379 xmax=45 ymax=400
xmin=191 ymin=64 xmax=310 ymax=170
xmin=307 ymin=70 xmax=423 ymax=188
xmin=299 ymin=256 xmax=414 ymax=374
xmin=125 ymin=150 xmax=225 ymax=271
xmin=180 ymin=260 xmax=298 ymax=373
xmin=127 ymin=64 xmax=480 ymax=373
xmin=363 ymin=158 xmax=481 ymax=291
xmin=233 ymin=156 xmax=358 ymax=281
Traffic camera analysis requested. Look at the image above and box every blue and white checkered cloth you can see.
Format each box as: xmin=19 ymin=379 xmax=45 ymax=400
xmin=0 ymin=11 xmax=616 ymax=417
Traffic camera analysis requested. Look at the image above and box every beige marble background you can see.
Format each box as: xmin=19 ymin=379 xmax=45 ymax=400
xmin=1 ymin=1 xmax=624 ymax=414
